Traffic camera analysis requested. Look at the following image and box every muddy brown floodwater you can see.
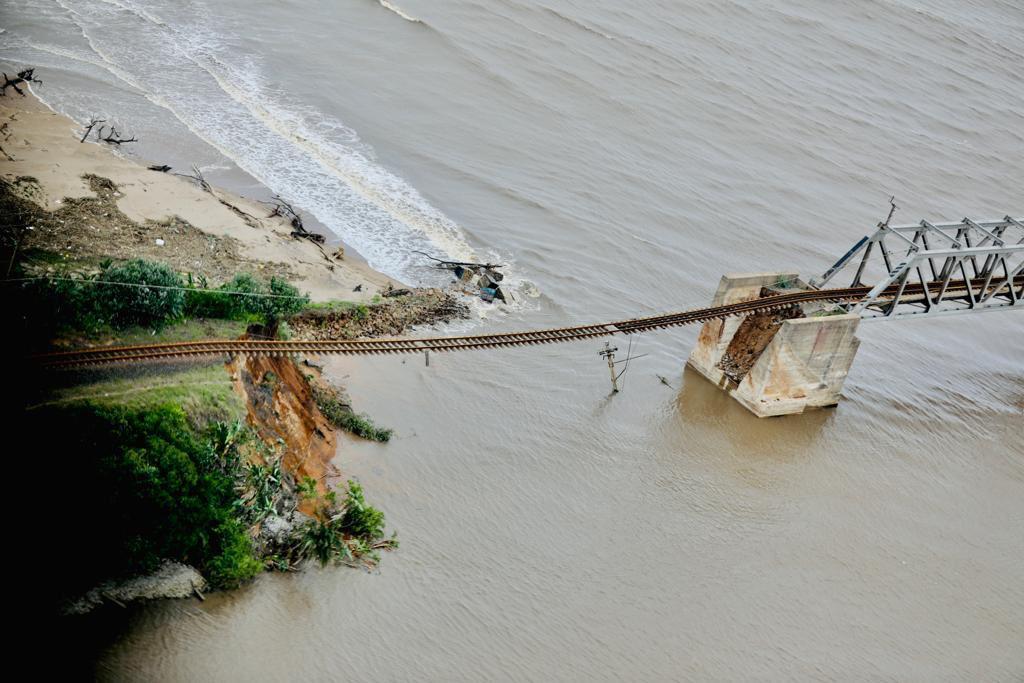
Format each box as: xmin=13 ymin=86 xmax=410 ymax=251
xmin=4 ymin=0 xmax=1021 ymax=679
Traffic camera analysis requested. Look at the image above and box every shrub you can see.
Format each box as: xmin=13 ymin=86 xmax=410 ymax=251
xmin=30 ymin=403 xmax=263 ymax=599
xmin=265 ymin=276 xmax=307 ymax=321
xmin=289 ymin=480 xmax=389 ymax=567
xmin=340 ymin=480 xmax=386 ymax=539
xmin=298 ymin=476 xmax=318 ymax=500
xmin=294 ymin=516 xmax=349 ymax=566
xmin=184 ymin=273 xmax=233 ymax=319
xmin=102 ymin=259 xmax=185 ymax=328
xmin=334 ymin=412 xmax=393 ymax=442
xmin=313 ymin=386 xmax=392 ymax=442
xmin=207 ymin=519 xmax=263 ymax=588
xmin=218 ymin=273 xmax=265 ymax=319
xmin=183 ymin=273 xmax=309 ymax=324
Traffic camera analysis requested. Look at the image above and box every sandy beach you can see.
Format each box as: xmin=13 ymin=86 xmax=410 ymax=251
xmin=1 ymin=84 xmax=397 ymax=302
xmin=5 ymin=0 xmax=1021 ymax=677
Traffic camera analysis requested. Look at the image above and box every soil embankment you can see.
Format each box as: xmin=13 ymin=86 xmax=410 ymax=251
xmin=229 ymin=346 xmax=339 ymax=514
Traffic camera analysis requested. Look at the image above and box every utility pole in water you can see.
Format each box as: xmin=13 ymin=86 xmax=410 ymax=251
xmin=599 ymin=342 xmax=619 ymax=393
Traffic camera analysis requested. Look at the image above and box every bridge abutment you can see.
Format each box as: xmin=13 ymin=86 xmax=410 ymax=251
xmin=686 ymin=272 xmax=861 ymax=417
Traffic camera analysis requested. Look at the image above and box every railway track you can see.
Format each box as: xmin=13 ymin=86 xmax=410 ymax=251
xmin=32 ymin=277 xmax=1023 ymax=369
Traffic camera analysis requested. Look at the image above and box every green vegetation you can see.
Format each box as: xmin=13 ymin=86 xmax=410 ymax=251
xmin=34 ymin=397 xmax=397 ymax=602
xmin=314 ymin=385 xmax=393 ymax=442
xmin=102 ymin=259 xmax=186 ymax=327
xmin=303 ymin=299 xmax=357 ymax=311
xmin=339 ymin=480 xmax=386 ymax=539
xmin=32 ymin=403 xmax=264 ymax=599
xmin=186 ymin=272 xmax=308 ymax=323
xmin=10 ymin=257 xmax=309 ymax=349
xmin=98 ymin=317 xmax=250 ymax=347
xmin=292 ymin=480 xmax=397 ymax=567
xmin=31 ymin=364 xmax=244 ymax=428
xmin=298 ymin=476 xmax=319 ymax=500
xmin=332 ymin=412 xmax=393 ymax=442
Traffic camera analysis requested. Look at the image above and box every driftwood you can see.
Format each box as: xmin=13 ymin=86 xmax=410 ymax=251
xmin=1 ymin=69 xmax=41 ymax=96
xmin=97 ymin=125 xmax=137 ymax=144
xmin=177 ymin=164 xmax=213 ymax=192
xmin=176 ymin=165 xmax=262 ymax=228
xmin=80 ymin=118 xmax=105 ymax=143
xmin=412 ymin=250 xmax=505 ymax=272
xmin=266 ymin=195 xmax=326 ymax=244
xmin=147 ymin=164 xmax=172 ymax=173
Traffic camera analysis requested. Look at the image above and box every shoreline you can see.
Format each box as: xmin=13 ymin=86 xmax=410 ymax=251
xmin=4 ymin=75 xmax=466 ymax=617
xmin=1 ymin=85 xmax=400 ymax=302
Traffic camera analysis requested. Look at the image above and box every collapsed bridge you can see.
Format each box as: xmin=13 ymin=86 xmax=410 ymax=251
xmin=31 ymin=215 xmax=1023 ymax=416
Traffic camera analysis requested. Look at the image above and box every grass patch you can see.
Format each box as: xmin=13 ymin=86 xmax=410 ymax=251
xmin=313 ymin=385 xmax=392 ymax=442
xmin=110 ymin=317 xmax=249 ymax=345
xmin=332 ymin=412 xmax=393 ymax=442
xmin=33 ymin=363 xmax=245 ymax=428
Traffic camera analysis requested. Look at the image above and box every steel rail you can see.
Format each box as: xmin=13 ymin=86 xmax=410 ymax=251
xmin=32 ymin=277 xmax=1023 ymax=369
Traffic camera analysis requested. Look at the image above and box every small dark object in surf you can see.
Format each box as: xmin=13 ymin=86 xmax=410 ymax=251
xmin=148 ymin=164 xmax=172 ymax=173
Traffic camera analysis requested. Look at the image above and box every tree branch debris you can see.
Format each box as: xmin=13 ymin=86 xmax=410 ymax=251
xmin=176 ymin=165 xmax=262 ymax=229
xmin=97 ymin=125 xmax=137 ymax=145
xmin=1 ymin=69 xmax=41 ymax=96
xmin=80 ymin=118 xmax=106 ymax=143
xmin=267 ymin=195 xmax=326 ymax=244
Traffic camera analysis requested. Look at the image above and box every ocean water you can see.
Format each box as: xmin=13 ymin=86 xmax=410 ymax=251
xmin=3 ymin=0 xmax=1023 ymax=679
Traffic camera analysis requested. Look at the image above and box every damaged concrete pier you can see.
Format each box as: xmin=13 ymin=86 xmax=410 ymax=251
xmin=687 ymin=273 xmax=861 ymax=417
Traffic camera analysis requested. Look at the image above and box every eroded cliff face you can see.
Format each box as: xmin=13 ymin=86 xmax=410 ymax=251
xmin=228 ymin=350 xmax=338 ymax=514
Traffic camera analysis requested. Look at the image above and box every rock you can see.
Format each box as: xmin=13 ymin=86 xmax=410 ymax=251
xmin=64 ymin=561 xmax=207 ymax=615
xmin=260 ymin=514 xmax=295 ymax=547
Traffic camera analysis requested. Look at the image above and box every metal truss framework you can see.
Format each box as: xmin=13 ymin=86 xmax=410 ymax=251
xmin=810 ymin=215 xmax=1024 ymax=320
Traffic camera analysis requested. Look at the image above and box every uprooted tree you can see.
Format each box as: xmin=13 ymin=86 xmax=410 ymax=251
xmin=98 ymin=124 xmax=137 ymax=145
xmin=80 ymin=118 xmax=105 ymax=142
xmin=79 ymin=118 xmax=137 ymax=145
xmin=1 ymin=68 xmax=41 ymax=96
xmin=267 ymin=195 xmax=325 ymax=244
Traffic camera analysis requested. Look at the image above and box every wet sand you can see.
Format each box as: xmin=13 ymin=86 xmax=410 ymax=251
xmin=0 ymin=88 xmax=397 ymax=301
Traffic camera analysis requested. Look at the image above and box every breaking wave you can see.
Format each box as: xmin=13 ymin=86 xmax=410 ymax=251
xmin=378 ymin=1 xmax=422 ymax=24
xmin=36 ymin=0 xmax=474 ymax=284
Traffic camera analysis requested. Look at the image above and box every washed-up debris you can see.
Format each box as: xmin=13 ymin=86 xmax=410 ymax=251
xmin=1 ymin=68 xmax=41 ymax=97
xmin=267 ymin=194 xmax=326 ymax=243
xmin=414 ymin=250 xmax=514 ymax=304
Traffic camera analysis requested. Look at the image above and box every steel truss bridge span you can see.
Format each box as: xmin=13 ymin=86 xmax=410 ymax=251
xmin=34 ymin=276 xmax=1023 ymax=369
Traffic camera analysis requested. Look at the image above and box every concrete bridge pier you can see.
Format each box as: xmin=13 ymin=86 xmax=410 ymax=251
xmin=686 ymin=272 xmax=861 ymax=417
